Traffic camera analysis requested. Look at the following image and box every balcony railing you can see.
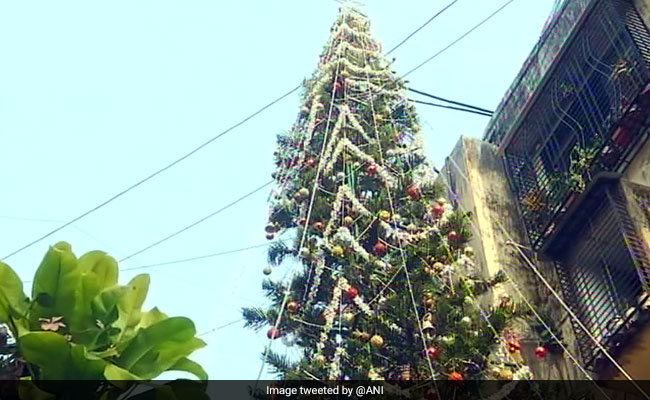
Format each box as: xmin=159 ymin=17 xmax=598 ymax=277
xmin=546 ymin=177 xmax=650 ymax=371
xmin=501 ymin=0 xmax=650 ymax=250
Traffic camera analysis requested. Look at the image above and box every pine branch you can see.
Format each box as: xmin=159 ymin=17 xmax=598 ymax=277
xmin=241 ymin=307 xmax=269 ymax=332
xmin=264 ymin=349 xmax=297 ymax=377
xmin=267 ymin=242 xmax=294 ymax=266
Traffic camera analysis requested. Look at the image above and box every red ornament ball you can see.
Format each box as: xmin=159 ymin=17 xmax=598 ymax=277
xmin=373 ymin=242 xmax=388 ymax=256
xmin=286 ymin=301 xmax=300 ymax=314
xmin=313 ymin=221 xmax=325 ymax=231
xmin=304 ymin=157 xmax=317 ymax=168
xmin=298 ymin=218 xmax=307 ymax=226
xmin=366 ymin=163 xmax=379 ymax=175
xmin=267 ymin=327 xmax=282 ymax=339
xmin=334 ymin=81 xmax=344 ymax=93
xmin=431 ymin=204 xmax=444 ymax=218
xmin=508 ymin=340 xmax=521 ymax=353
xmin=346 ymin=286 xmax=359 ymax=299
xmin=407 ymin=185 xmax=422 ymax=200
xmin=535 ymin=346 xmax=548 ymax=359
xmin=449 ymin=371 xmax=464 ymax=381
xmin=447 ymin=231 xmax=460 ymax=242
xmin=426 ymin=346 xmax=439 ymax=359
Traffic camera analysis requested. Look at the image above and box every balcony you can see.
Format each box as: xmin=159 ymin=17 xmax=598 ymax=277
xmin=542 ymin=176 xmax=650 ymax=373
xmin=499 ymin=0 xmax=650 ymax=250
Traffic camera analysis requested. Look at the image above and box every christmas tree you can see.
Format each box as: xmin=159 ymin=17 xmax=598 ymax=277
xmin=243 ymin=6 xmax=532 ymax=384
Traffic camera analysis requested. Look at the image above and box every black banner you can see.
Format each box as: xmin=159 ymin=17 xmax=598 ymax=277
xmin=2 ymin=380 xmax=650 ymax=400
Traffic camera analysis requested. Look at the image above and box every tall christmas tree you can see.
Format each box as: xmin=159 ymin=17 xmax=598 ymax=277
xmin=243 ymin=6 xmax=532 ymax=384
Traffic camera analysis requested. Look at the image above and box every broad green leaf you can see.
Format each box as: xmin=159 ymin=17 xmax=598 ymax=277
xmin=69 ymin=342 xmax=108 ymax=380
xmin=169 ymin=357 xmax=208 ymax=381
xmin=19 ymin=332 xmax=70 ymax=380
xmin=138 ymin=307 xmax=168 ymax=329
xmin=0 ymin=261 xmax=28 ymax=328
xmin=116 ymin=317 xmax=206 ymax=380
xmin=30 ymin=242 xmax=81 ymax=331
xmin=104 ymin=363 xmax=142 ymax=381
xmin=20 ymin=331 xmax=109 ymax=379
xmin=114 ymin=274 xmax=150 ymax=343
xmin=78 ymin=251 xmax=118 ymax=330
xmin=17 ymin=381 xmax=56 ymax=400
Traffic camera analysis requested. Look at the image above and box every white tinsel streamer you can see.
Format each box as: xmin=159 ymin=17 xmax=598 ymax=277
xmin=332 ymin=227 xmax=371 ymax=261
xmin=328 ymin=345 xmax=347 ymax=380
xmin=324 ymin=138 xmax=396 ymax=188
xmin=340 ymin=278 xmax=373 ymax=316
xmin=306 ymin=255 xmax=326 ymax=305
xmin=317 ymin=277 xmax=344 ymax=353
xmin=323 ymin=185 xmax=371 ymax=237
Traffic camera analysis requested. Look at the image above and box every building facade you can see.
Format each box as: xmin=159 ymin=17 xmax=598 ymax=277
xmin=444 ymin=0 xmax=650 ymax=381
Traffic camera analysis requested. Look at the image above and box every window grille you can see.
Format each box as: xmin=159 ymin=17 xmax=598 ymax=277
xmin=502 ymin=0 xmax=650 ymax=250
xmin=548 ymin=178 xmax=650 ymax=370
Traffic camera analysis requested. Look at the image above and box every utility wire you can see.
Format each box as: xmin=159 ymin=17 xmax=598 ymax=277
xmin=408 ymin=87 xmax=494 ymax=114
xmin=403 ymin=0 xmax=516 ymax=78
xmin=1 ymin=87 xmax=300 ymax=262
xmin=410 ymin=99 xmax=492 ymax=117
xmin=386 ymin=0 xmax=459 ymax=55
xmin=122 ymin=240 xmax=290 ymax=272
xmin=4 ymin=1 xmax=511 ymax=261
xmin=118 ymin=180 xmax=273 ymax=263
xmin=199 ymin=319 xmax=243 ymax=337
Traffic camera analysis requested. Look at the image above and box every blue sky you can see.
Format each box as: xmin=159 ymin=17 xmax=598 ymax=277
xmin=0 ymin=0 xmax=556 ymax=379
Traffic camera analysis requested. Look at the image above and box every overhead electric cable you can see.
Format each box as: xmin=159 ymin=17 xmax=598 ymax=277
xmin=1 ymin=86 xmax=300 ymax=261
xmin=386 ymin=0 xmax=459 ymax=55
xmin=409 ymin=87 xmax=494 ymax=114
xmin=118 ymin=180 xmax=273 ymax=263
xmin=4 ymin=0 xmax=512 ymax=262
xmin=410 ymin=99 xmax=492 ymax=116
xmin=403 ymin=0 xmax=516 ymax=78
xmin=122 ymin=239 xmax=290 ymax=272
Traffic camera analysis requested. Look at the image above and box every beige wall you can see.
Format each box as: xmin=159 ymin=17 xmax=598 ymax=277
xmin=441 ymin=136 xmax=584 ymax=379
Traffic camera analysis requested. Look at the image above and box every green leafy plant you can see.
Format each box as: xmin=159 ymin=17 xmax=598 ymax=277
xmin=0 ymin=242 xmax=207 ymax=392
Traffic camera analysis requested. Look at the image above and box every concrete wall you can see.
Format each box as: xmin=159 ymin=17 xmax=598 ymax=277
xmin=440 ymin=136 xmax=584 ymax=379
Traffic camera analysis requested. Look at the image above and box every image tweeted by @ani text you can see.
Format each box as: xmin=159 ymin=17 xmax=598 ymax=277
xmin=267 ymin=384 xmax=384 ymax=398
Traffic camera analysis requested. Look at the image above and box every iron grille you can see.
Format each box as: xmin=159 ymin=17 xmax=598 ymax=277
xmin=551 ymin=179 xmax=650 ymax=370
xmin=503 ymin=0 xmax=650 ymax=250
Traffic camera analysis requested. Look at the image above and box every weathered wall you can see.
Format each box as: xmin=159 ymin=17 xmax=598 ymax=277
xmin=440 ymin=136 xmax=584 ymax=379
xmin=633 ymin=0 xmax=650 ymax=29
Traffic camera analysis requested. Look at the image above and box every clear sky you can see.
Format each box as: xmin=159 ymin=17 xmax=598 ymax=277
xmin=0 ymin=0 xmax=556 ymax=379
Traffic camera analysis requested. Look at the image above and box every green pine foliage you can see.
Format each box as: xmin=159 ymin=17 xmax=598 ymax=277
xmin=244 ymin=6 xmax=522 ymax=383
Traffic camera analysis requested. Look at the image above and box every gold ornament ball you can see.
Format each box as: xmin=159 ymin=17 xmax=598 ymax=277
xmin=343 ymin=312 xmax=355 ymax=322
xmin=332 ymin=245 xmax=344 ymax=257
xmin=343 ymin=216 xmax=355 ymax=226
xmin=464 ymin=246 xmax=475 ymax=257
xmin=353 ymin=330 xmax=371 ymax=342
xmin=314 ymin=354 xmax=327 ymax=364
xmin=378 ymin=210 xmax=391 ymax=221
xmin=499 ymin=368 xmax=514 ymax=380
xmin=299 ymin=247 xmax=311 ymax=258
xmin=295 ymin=188 xmax=310 ymax=200
xmin=370 ymin=335 xmax=384 ymax=348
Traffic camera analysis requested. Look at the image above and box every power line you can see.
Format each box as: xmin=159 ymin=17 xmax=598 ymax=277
xmin=4 ymin=1 xmax=511 ymax=261
xmin=199 ymin=319 xmax=243 ymax=337
xmin=1 ymin=87 xmax=300 ymax=262
xmin=410 ymin=99 xmax=492 ymax=117
xmin=122 ymin=240 xmax=289 ymax=272
xmin=408 ymin=87 xmax=494 ymax=114
xmin=386 ymin=0 xmax=459 ymax=55
xmin=403 ymin=0 xmax=516 ymax=78
xmin=118 ymin=180 xmax=273 ymax=263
